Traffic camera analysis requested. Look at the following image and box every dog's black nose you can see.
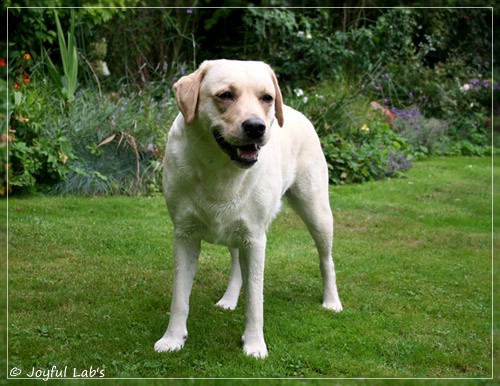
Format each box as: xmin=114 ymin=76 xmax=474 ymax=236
xmin=242 ymin=118 xmax=266 ymax=139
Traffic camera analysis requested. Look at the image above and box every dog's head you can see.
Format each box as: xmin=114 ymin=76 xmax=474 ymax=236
xmin=173 ymin=59 xmax=284 ymax=168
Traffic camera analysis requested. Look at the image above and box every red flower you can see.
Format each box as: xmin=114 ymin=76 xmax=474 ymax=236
xmin=23 ymin=52 xmax=32 ymax=61
xmin=485 ymin=119 xmax=491 ymax=126
xmin=22 ymin=73 xmax=30 ymax=85
xmin=0 ymin=58 xmax=6 ymax=67
xmin=13 ymin=82 xmax=20 ymax=89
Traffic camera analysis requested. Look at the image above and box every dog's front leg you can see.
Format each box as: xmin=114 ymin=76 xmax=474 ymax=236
xmin=239 ymin=237 xmax=268 ymax=359
xmin=154 ymin=234 xmax=200 ymax=353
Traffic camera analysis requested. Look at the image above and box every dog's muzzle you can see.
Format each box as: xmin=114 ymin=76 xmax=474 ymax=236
xmin=213 ymin=131 xmax=262 ymax=169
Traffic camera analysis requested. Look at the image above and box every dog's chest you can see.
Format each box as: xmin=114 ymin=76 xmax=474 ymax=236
xmin=169 ymin=175 xmax=267 ymax=246
xmin=180 ymin=193 xmax=253 ymax=246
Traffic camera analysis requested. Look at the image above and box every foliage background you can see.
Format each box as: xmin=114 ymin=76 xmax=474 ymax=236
xmin=1 ymin=1 xmax=495 ymax=195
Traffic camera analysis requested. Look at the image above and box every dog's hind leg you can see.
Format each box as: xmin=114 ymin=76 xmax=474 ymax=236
xmin=287 ymin=182 xmax=343 ymax=313
xmin=215 ymin=248 xmax=242 ymax=310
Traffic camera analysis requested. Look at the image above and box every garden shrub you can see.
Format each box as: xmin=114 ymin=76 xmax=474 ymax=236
xmin=51 ymin=85 xmax=177 ymax=196
xmin=363 ymin=66 xmax=491 ymax=157
xmin=92 ymin=7 xmax=197 ymax=87
xmin=239 ymin=8 xmax=379 ymax=85
xmin=284 ymin=82 xmax=412 ymax=185
xmin=0 ymin=65 xmax=8 ymax=196
xmin=6 ymin=51 xmax=177 ymax=196
xmin=8 ymin=60 xmax=75 ymax=194
xmin=360 ymin=8 xmax=492 ymax=156
xmin=321 ymin=122 xmax=412 ymax=185
xmin=390 ymin=107 xmax=449 ymax=156
xmin=285 ymin=79 xmax=382 ymax=138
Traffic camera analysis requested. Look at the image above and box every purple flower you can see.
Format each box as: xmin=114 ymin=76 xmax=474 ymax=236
xmin=471 ymin=78 xmax=480 ymax=85
xmin=385 ymin=151 xmax=413 ymax=177
xmin=375 ymin=86 xmax=382 ymax=91
xmin=408 ymin=92 xmax=413 ymax=98
xmin=409 ymin=107 xmax=421 ymax=118
xmin=186 ymin=8 xmax=193 ymax=14
xmin=482 ymin=80 xmax=490 ymax=88
xmin=180 ymin=66 xmax=185 ymax=76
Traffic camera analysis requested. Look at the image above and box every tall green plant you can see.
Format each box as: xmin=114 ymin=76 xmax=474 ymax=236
xmin=45 ymin=10 xmax=79 ymax=102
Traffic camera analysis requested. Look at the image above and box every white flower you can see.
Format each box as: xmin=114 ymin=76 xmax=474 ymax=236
xmin=101 ymin=61 xmax=110 ymax=76
xmin=306 ymin=33 xmax=312 ymax=39
xmin=294 ymin=88 xmax=304 ymax=97
xmin=460 ymin=84 xmax=471 ymax=92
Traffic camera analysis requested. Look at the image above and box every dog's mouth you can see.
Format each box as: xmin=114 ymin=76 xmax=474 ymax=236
xmin=213 ymin=131 xmax=261 ymax=168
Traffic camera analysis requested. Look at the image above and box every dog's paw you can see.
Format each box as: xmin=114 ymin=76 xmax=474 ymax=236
xmin=323 ymin=300 xmax=343 ymax=313
xmin=154 ymin=336 xmax=186 ymax=353
xmin=242 ymin=336 xmax=268 ymax=359
xmin=243 ymin=342 xmax=268 ymax=359
xmin=215 ymin=297 xmax=238 ymax=311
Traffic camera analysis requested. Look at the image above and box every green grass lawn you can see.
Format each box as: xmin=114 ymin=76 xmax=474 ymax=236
xmin=3 ymin=156 xmax=494 ymax=382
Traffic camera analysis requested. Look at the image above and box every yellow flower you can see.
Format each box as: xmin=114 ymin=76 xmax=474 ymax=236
xmin=361 ymin=124 xmax=370 ymax=132
xmin=58 ymin=151 xmax=69 ymax=164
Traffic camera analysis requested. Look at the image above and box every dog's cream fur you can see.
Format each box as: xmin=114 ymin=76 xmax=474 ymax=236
xmin=154 ymin=60 xmax=342 ymax=359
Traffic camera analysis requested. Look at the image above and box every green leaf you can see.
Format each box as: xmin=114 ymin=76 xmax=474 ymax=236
xmin=53 ymin=9 xmax=78 ymax=102
xmin=13 ymin=91 xmax=23 ymax=106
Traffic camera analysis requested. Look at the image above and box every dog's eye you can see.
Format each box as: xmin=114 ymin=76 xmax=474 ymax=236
xmin=217 ymin=92 xmax=234 ymax=100
xmin=262 ymin=94 xmax=274 ymax=103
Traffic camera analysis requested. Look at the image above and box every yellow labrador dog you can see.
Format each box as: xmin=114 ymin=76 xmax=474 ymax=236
xmin=154 ymin=59 xmax=342 ymax=359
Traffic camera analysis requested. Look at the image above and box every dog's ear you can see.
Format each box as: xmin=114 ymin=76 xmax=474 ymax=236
xmin=173 ymin=61 xmax=210 ymax=124
xmin=270 ymin=69 xmax=284 ymax=127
